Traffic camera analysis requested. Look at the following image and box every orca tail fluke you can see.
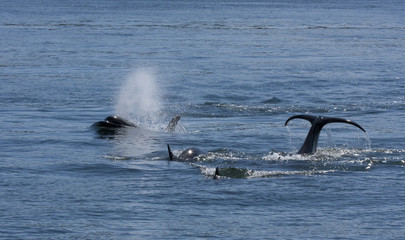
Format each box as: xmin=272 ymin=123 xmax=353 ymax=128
xmin=321 ymin=117 xmax=366 ymax=133
xmin=285 ymin=115 xmax=318 ymax=126
xmin=166 ymin=115 xmax=181 ymax=132
xmin=285 ymin=115 xmax=366 ymax=154
xmin=285 ymin=114 xmax=366 ymax=132
xmin=167 ymin=144 xmax=175 ymax=161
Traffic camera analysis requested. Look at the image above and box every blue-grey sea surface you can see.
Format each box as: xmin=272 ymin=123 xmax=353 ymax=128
xmin=1 ymin=1 xmax=404 ymax=239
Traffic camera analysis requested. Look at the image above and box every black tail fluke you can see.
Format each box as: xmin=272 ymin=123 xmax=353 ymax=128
xmin=166 ymin=115 xmax=181 ymax=132
xmin=285 ymin=115 xmax=366 ymax=133
xmin=285 ymin=115 xmax=318 ymax=126
xmin=285 ymin=115 xmax=366 ymax=154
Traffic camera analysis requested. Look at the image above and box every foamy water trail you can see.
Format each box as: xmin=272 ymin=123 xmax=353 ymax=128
xmin=115 ymin=68 xmax=162 ymax=127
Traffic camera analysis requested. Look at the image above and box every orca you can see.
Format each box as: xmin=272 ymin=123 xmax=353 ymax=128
xmin=93 ymin=115 xmax=181 ymax=133
xmin=167 ymin=144 xmax=204 ymax=161
xmin=285 ymin=115 xmax=366 ymax=154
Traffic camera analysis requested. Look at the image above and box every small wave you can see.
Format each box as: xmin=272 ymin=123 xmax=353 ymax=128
xmin=103 ymin=155 xmax=132 ymax=161
xmin=249 ymin=169 xmax=336 ymax=178
xmin=204 ymin=149 xmax=252 ymax=162
xmin=199 ymin=166 xmax=335 ymax=179
xmin=262 ymin=97 xmax=283 ymax=104
xmin=362 ymin=148 xmax=405 ymax=167
xmin=54 ymin=162 xmax=141 ymax=177
xmin=262 ymin=152 xmax=308 ymax=161
xmin=262 ymin=147 xmax=405 ymax=172
xmin=306 ymin=25 xmax=404 ymax=30
xmin=371 ymin=148 xmax=405 ymax=154
xmin=263 ymin=148 xmax=374 ymax=162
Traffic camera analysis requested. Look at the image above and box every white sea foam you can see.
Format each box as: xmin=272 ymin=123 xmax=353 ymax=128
xmin=199 ymin=165 xmax=336 ymax=179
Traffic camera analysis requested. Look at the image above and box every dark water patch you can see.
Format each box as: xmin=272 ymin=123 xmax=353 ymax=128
xmin=53 ymin=162 xmax=142 ymax=177
xmin=306 ymin=25 xmax=405 ymax=30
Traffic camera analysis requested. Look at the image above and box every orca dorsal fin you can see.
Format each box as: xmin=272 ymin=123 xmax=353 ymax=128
xmin=213 ymin=167 xmax=220 ymax=180
xmin=285 ymin=115 xmax=366 ymax=154
xmin=166 ymin=115 xmax=181 ymax=132
xmin=167 ymin=144 xmax=175 ymax=161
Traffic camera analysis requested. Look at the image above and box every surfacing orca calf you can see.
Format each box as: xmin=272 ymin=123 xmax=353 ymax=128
xmin=167 ymin=144 xmax=204 ymax=161
xmin=285 ymin=115 xmax=366 ymax=154
xmin=93 ymin=115 xmax=181 ymax=133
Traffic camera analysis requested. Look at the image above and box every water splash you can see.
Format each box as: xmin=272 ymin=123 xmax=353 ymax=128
xmin=364 ymin=132 xmax=372 ymax=151
xmin=114 ymin=68 xmax=162 ymax=128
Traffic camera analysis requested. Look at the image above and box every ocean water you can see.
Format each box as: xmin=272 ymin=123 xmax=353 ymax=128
xmin=1 ymin=0 xmax=404 ymax=239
